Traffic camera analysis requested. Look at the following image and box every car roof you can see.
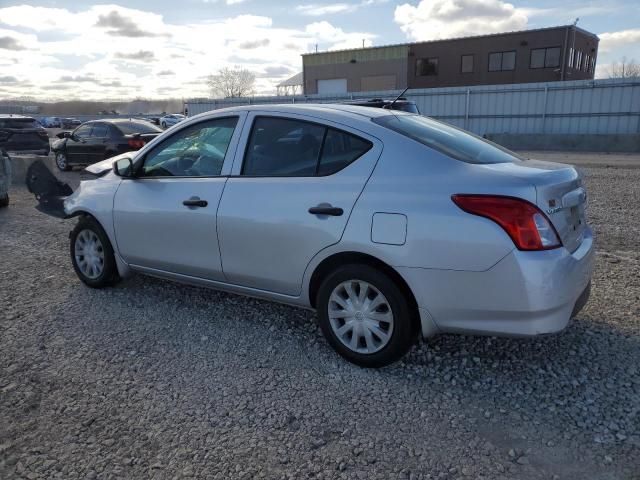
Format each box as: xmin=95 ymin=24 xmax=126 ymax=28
xmin=0 ymin=114 xmax=35 ymax=120
xmin=202 ymin=103 xmax=406 ymax=121
xmin=84 ymin=118 xmax=155 ymax=125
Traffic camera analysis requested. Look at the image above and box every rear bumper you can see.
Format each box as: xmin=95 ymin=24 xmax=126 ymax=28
xmin=400 ymin=227 xmax=595 ymax=338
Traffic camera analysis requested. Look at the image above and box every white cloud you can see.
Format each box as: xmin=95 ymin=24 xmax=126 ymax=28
xmin=296 ymin=3 xmax=355 ymax=16
xmin=0 ymin=4 xmax=376 ymax=100
xmin=599 ymin=29 xmax=640 ymax=53
xmin=394 ymin=0 xmax=528 ymax=41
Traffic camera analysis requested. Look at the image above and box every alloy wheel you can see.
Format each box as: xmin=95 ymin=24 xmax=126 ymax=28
xmin=74 ymin=229 xmax=105 ymax=279
xmin=328 ymin=280 xmax=394 ymax=354
xmin=56 ymin=152 xmax=68 ymax=170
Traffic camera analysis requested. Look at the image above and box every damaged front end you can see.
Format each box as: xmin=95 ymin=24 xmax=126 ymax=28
xmin=26 ymin=160 xmax=73 ymax=218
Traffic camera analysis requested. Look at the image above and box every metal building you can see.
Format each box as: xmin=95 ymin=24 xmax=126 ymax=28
xmin=303 ymin=26 xmax=598 ymax=94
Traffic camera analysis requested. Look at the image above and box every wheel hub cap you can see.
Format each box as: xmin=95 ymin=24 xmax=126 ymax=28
xmin=74 ymin=229 xmax=104 ymax=279
xmin=328 ymin=280 xmax=394 ymax=354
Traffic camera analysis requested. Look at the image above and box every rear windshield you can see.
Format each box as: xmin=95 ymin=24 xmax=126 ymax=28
xmin=373 ymin=114 xmax=522 ymax=164
xmin=114 ymin=121 xmax=161 ymax=135
xmin=0 ymin=118 xmax=40 ymax=129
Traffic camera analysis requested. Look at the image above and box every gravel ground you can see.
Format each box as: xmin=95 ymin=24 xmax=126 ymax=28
xmin=1 ymin=153 xmax=639 ymax=479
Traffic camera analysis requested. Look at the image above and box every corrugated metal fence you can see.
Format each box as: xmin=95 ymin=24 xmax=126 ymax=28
xmin=187 ymin=78 xmax=640 ymax=136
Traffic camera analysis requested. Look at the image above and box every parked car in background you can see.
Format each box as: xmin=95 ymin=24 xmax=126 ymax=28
xmin=30 ymin=105 xmax=593 ymax=367
xmin=0 ymin=149 xmax=10 ymax=207
xmin=0 ymin=115 xmax=50 ymax=155
xmin=61 ymin=117 xmax=82 ymax=129
xmin=52 ymin=119 xmax=161 ymax=171
xmin=160 ymin=114 xmax=185 ymax=129
xmin=344 ymin=97 xmax=420 ymax=114
xmin=40 ymin=116 xmax=62 ymax=128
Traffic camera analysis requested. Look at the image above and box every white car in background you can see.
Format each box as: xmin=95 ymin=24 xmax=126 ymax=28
xmin=159 ymin=114 xmax=185 ymax=129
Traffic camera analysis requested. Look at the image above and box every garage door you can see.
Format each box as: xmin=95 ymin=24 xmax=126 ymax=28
xmin=361 ymin=75 xmax=397 ymax=92
xmin=317 ymin=78 xmax=347 ymax=94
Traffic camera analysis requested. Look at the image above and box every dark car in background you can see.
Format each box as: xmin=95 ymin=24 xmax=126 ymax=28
xmin=52 ymin=119 xmax=162 ymax=171
xmin=344 ymin=98 xmax=420 ymax=114
xmin=61 ymin=117 xmax=82 ymax=129
xmin=0 ymin=115 xmax=50 ymax=155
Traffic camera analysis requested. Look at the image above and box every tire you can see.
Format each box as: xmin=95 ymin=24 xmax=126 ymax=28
xmin=161 ymin=121 xmax=167 ymax=129
xmin=55 ymin=151 xmax=70 ymax=171
xmin=0 ymin=193 xmax=8 ymax=208
xmin=316 ymin=264 xmax=417 ymax=368
xmin=70 ymin=216 xmax=120 ymax=288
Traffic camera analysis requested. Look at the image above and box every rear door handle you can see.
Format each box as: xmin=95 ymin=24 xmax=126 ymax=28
xmin=183 ymin=197 xmax=208 ymax=208
xmin=308 ymin=206 xmax=343 ymax=216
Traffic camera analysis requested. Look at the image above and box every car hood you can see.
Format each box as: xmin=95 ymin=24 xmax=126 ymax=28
xmin=85 ymin=152 xmax=135 ymax=175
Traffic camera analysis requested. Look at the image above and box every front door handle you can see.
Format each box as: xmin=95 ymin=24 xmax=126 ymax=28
xmin=183 ymin=197 xmax=208 ymax=208
xmin=309 ymin=205 xmax=343 ymax=216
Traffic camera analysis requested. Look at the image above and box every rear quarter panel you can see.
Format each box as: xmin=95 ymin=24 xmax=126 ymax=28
xmin=332 ymin=134 xmax=537 ymax=272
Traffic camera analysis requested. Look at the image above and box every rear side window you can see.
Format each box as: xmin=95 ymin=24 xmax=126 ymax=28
xmin=372 ymin=114 xmax=522 ymax=164
xmin=242 ymin=117 xmax=372 ymax=176
xmin=318 ymin=129 xmax=372 ymax=175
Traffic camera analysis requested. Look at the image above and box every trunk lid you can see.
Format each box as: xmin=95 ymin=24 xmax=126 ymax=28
xmin=482 ymin=159 xmax=588 ymax=253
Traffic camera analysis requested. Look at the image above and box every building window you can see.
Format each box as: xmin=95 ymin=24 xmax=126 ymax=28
xmin=416 ymin=57 xmax=438 ymax=76
xmin=568 ymin=48 xmax=574 ymax=68
xmin=530 ymin=46 xmax=561 ymax=69
xmin=488 ymin=51 xmax=516 ymax=72
xmin=461 ymin=54 xmax=474 ymax=73
xmin=575 ymin=50 xmax=582 ymax=70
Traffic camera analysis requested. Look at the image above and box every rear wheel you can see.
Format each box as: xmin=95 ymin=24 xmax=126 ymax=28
xmin=70 ymin=216 xmax=120 ymax=288
xmin=55 ymin=151 xmax=70 ymax=171
xmin=161 ymin=121 xmax=167 ymax=129
xmin=0 ymin=193 xmax=8 ymax=208
xmin=317 ymin=264 xmax=417 ymax=368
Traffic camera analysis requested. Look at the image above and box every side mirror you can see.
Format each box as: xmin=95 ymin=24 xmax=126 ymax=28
xmin=113 ymin=157 xmax=134 ymax=178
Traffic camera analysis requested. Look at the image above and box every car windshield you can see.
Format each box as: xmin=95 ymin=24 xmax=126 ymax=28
xmin=115 ymin=121 xmax=162 ymax=135
xmin=373 ymin=114 xmax=522 ymax=164
xmin=0 ymin=118 xmax=40 ymax=129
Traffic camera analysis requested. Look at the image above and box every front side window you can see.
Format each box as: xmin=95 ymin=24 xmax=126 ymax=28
xmin=489 ymin=51 xmax=516 ymax=72
xmin=91 ymin=124 xmax=109 ymax=138
xmin=242 ymin=117 xmax=372 ymax=176
xmin=74 ymin=125 xmax=93 ymax=138
xmin=372 ymin=114 xmax=522 ymax=165
xmin=416 ymin=57 xmax=439 ymax=76
xmin=141 ymin=117 xmax=238 ymax=177
xmin=461 ymin=54 xmax=474 ymax=73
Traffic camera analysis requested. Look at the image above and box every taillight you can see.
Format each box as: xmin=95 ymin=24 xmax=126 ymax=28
xmin=127 ymin=138 xmax=145 ymax=149
xmin=451 ymin=194 xmax=561 ymax=251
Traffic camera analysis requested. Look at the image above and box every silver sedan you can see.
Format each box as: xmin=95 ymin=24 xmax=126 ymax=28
xmin=42 ymin=105 xmax=594 ymax=367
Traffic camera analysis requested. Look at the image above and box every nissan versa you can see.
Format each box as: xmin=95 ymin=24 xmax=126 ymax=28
xmin=29 ymin=105 xmax=593 ymax=367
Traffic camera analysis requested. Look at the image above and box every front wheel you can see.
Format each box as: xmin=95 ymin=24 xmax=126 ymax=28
xmin=0 ymin=193 xmax=8 ymax=208
xmin=317 ymin=264 xmax=417 ymax=368
xmin=161 ymin=121 xmax=167 ymax=129
xmin=55 ymin=151 xmax=70 ymax=171
xmin=70 ymin=216 xmax=120 ymax=288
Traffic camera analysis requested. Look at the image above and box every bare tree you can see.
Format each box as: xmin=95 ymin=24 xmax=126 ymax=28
xmin=607 ymin=57 xmax=640 ymax=79
xmin=208 ymin=67 xmax=256 ymax=98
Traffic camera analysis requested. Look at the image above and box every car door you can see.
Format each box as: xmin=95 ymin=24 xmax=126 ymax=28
xmin=87 ymin=122 xmax=109 ymax=162
xmin=65 ymin=124 xmax=94 ymax=164
xmin=217 ymin=112 xmax=382 ymax=296
xmin=113 ymin=114 xmax=245 ymax=280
